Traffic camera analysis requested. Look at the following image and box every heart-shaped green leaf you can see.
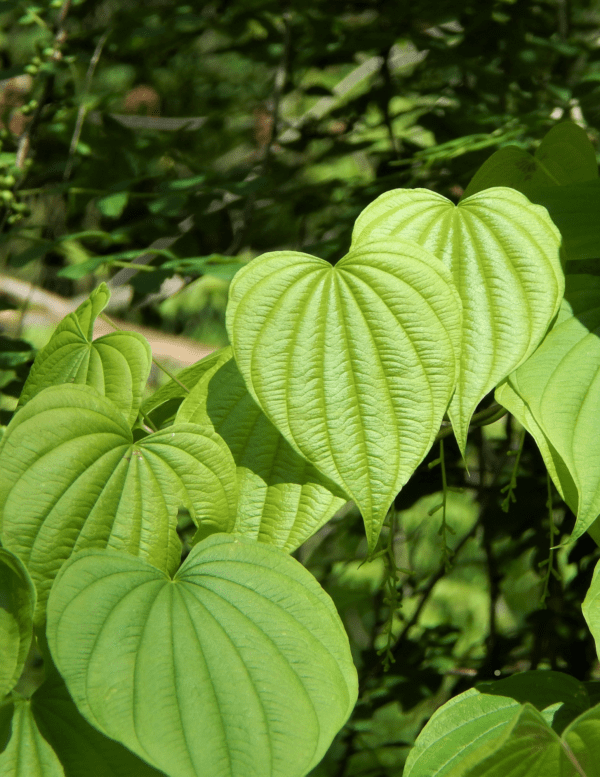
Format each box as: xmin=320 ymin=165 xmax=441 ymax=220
xmin=177 ymin=346 xmax=347 ymax=551
xmin=0 ymin=548 xmax=36 ymax=698
xmin=47 ymin=534 xmax=358 ymax=777
xmin=498 ymin=275 xmax=600 ymax=539
xmin=18 ymin=283 xmax=151 ymax=427
xmin=0 ymin=384 xmax=237 ymax=623
xmin=226 ymin=240 xmax=462 ymax=550
xmin=351 ymin=186 xmax=564 ymax=452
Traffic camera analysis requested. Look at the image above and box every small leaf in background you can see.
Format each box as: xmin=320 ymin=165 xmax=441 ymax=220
xmin=351 ymin=186 xmax=564 ymax=452
xmin=498 ymin=275 xmax=600 ymax=540
xmin=47 ymin=534 xmax=358 ymax=777
xmin=18 ymin=282 xmax=151 ymax=427
xmin=177 ymin=346 xmax=347 ymax=550
xmin=227 ymin=240 xmax=462 ymax=551
xmin=0 ymin=548 xmax=36 ymax=699
xmin=96 ymin=191 xmax=129 ymax=219
xmin=0 ymin=384 xmax=238 ymax=623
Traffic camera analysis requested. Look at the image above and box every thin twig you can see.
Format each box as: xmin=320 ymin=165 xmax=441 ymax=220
xmin=64 ymin=30 xmax=110 ymax=181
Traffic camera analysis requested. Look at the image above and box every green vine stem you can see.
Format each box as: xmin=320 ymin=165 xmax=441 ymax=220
xmin=428 ymin=438 xmax=455 ymax=572
xmin=539 ymin=472 xmax=560 ymax=607
xmin=500 ymin=426 xmax=526 ymax=512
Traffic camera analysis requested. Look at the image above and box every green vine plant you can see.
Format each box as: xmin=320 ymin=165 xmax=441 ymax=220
xmin=3 ymin=121 xmax=600 ymax=777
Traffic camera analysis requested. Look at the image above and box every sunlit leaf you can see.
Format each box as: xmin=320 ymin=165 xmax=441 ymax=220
xmin=177 ymin=346 xmax=347 ymax=550
xmin=47 ymin=534 xmax=358 ymax=777
xmin=0 ymin=548 xmax=36 ymax=698
xmin=0 ymin=384 xmax=237 ymax=623
xmin=140 ymin=348 xmax=227 ymax=429
xmin=351 ymin=186 xmax=564 ymax=452
xmin=226 ymin=240 xmax=462 ymax=550
xmin=18 ymin=283 xmax=151 ymax=427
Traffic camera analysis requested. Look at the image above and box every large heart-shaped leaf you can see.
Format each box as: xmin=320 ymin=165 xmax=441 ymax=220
xmin=47 ymin=533 xmax=358 ymax=777
xmin=18 ymin=283 xmax=151 ymax=426
xmin=0 ymin=384 xmax=237 ymax=623
xmin=0 ymin=548 xmax=36 ymax=698
xmin=497 ymin=275 xmax=600 ymax=540
xmin=177 ymin=346 xmax=347 ymax=551
xmin=226 ymin=240 xmax=462 ymax=551
xmin=351 ymin=186 xmax=564 ymax=452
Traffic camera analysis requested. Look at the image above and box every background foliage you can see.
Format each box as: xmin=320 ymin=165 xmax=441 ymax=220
xmin=2 ymin=0 xmax=600 ymax=774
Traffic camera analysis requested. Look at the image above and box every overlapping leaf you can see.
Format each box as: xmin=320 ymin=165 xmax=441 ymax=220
xmin=18 ymin=283 xmax=151 ymax=426
xmin=404 ymin=682 xmax=600 ymax=777
xmin=226 ymin=240 xmax=462 ymax=550
xmin=351 ymin=186 xmax=564 ymax=452
xmin=140 ymin=348 xmax=227 ymax=429
xmin=47 ymin=534 xmax=358 ymax=777
xmin=462 ymin=121 xmax=598 ymax=199
xmin=0 ymin=670 xmax=163 ymax=777
xmin=583 ymin=560 xmax=600 ymax=662
xmin=496 ymin=275 xmax=600 ymax=539
xmin=0 ymin=548 xmax=36 ymax=698
xmin=0 ymin=384 xmax=237 ymax=623
xmin=177 ymin=346 xmax=347 ymax=551
xmin=0 ymin=700 xmax=65 ymax=777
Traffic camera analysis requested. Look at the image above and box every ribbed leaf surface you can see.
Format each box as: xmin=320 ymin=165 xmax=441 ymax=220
xmin=226 ymin=240 xmax=462 ymax=550
xmin=177 ymin=346 xmax=347 ymax=550
xmin=47 ymin=534 xmax=358 ymax=777
xmin=351 ymin=186 xmax=564 ymax=451
xmin=18 ymin=283 xmax=151 ymax=426
xmin=0 ymin=384 xmax=237 ymax=623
